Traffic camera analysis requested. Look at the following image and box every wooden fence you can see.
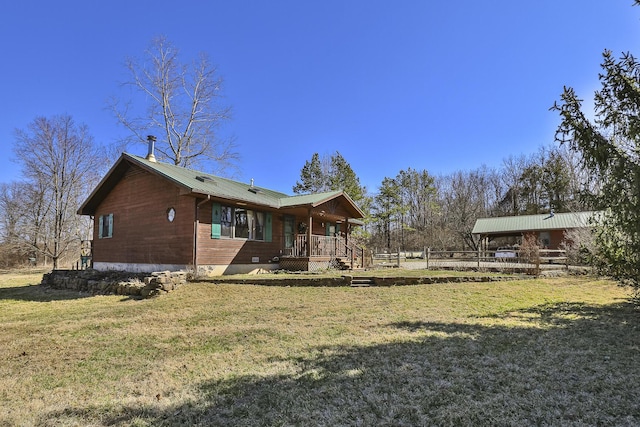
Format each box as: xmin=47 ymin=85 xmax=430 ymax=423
xmin=372 ymin=248 xmax=568 ymax=271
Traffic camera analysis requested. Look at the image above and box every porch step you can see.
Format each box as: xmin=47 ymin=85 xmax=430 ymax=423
xmin=350 ymin=277 xmax=374 ymax=287
xmin=335 ymin=257 xmax=362 ymax=271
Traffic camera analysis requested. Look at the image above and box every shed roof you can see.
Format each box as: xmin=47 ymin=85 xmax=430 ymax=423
xmin=472 ymin=211 xmax=597 ymax=235
xmin=78 ymin=153 xmax=365 ymax=219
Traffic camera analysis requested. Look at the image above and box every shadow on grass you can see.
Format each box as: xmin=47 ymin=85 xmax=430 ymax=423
xmin=41 ymin=301 xmax=640 ymax=426
xmin=0 ymin=284 xmax=92 ymax=302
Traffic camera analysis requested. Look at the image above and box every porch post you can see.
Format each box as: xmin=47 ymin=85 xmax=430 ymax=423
xmin=344 ymin=217 xmax=349 ymax=247
xmin=307 ymin=208 xmax=313 ymax=257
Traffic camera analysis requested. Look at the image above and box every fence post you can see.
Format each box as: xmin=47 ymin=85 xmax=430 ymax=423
xmin=477 ymin=246 xmax=481 ymax=269
xmin=397 ymin=248 xmax=401 ymax=267
xmin=426 ymin=247 xmax=430 ymax=270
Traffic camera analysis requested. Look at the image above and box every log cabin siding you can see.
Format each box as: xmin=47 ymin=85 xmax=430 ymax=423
xmin=93 ymin=165 xmax=195 ymax=265
xmin=195 ymin=202 xmax=285 ymax=265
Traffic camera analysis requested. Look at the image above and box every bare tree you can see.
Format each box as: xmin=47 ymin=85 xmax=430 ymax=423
xmin=499 ymin=154 xmax=527 ymax=215
xmin=12 ymin=115 xmax=103 ymax=269
xmin=440 ymin=168 xmax=496 ymax=251
xmin=110 ymin=36 xmax=237 ymax=173
xmin=0 ymin=182 xmax=31 ymax=267
xmin=394 ymin=168 xmax=438 ymax=249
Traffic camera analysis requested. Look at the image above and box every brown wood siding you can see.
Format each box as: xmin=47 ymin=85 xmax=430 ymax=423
xmin=93 ymin=165 xmax=195 ymax=265
xmin=314 ymin=201 xmax=354 ymax=222
xmin=549 ymin=230 xmax=566 ymax=249
xmin=523 ymin=230 xmax=568 ymax=250
xmin=196 ymin=202 xmax=285 ymax=265
xmin=311 ymin=219 xmax=326 ymax=236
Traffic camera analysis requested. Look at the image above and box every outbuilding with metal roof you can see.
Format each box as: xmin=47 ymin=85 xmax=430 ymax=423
xmin=472 ymin=211 xmax=597 ymax=250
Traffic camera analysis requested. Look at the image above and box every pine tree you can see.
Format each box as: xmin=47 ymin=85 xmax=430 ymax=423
xmin=293 ymin=152 xmax=366 ymax=204
xmin=293 ymin=153 xmax=326 ymax=194
xmin=553 ymin=49 xmax=640 ymax=288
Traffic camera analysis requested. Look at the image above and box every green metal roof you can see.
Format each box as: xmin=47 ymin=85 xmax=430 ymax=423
xmin=472 ymin=211 xmax=597 ymax=235
xmin=129 ymin=154 xmax=289 ymax=207
xmin=278 ymin=191 xmax=343 ymax=207
xmin=78 ymin=153 xmax=365 ymax=219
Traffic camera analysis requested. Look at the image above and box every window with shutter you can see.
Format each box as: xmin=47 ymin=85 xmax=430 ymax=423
xmin=98 ymin=214 xmax=113 ymax=239
xmin=211 ymin=202 xmax=221 ymax=239
xmin=211 ymin=203 xmax=272 ymax=242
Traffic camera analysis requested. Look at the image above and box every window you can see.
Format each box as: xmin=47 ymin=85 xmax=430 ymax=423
xmin=251 ymin=211 xmax=264 ymax=240
xmin=235 ymin=208 xmax=249 ymax=238
xmin=284 ymin=215 xmax=295 ymax=249
xmin=539 ymin=231 xmax=551 ymax=248
xmin=98 ymin=214 xmax=113 ymax=239
xmin=212 ymin=203 xmax=271 ymax=242
xmin=220 ymin=206 xmax=233 ymax=238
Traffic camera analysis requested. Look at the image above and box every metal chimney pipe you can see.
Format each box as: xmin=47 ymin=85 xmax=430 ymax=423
xmin=146 ymin=135 xmax=157 ymax=162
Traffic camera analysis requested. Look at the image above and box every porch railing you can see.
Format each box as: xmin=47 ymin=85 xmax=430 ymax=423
xmin=283 ymin=234 xmax=370 ymax=269
xmin=285 ymin=235 xmax=344 ymax=257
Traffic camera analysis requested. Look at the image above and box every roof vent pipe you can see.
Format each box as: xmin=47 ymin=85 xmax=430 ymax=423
xmin=146 ymin=135 xmax=157 ymax=162
xmin=250 ymin=178 xmax=254 ymax=188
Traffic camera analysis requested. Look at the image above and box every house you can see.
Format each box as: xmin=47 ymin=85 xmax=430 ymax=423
xmin=472 ymin=211 xmax=597 ymax=250
xmin=77 ymin=152 xmax=366 ymax=275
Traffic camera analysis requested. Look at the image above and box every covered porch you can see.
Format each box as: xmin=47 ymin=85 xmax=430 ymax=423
xmin=276 ymin=191 xmax=367 ymax=271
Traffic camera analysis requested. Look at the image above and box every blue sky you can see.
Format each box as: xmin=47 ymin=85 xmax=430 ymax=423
xmin=1 ymin=1 xmax=639 ymax=194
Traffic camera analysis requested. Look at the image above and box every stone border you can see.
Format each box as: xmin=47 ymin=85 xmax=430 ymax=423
xmin=363 ymin=275 xmax=528 ymax=286
xmin=197 ymin=274 xmax=527 ymax=287
xmin=41 ymin=269 xmax=530 ymax=298
xmin=41 ymin=269 xmax=187 ymax=298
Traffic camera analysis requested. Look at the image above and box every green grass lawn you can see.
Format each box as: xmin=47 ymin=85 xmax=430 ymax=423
xmin=1 ymin=271 xmax=638 ymax=426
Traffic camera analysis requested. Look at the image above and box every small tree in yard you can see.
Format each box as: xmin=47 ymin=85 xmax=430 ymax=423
xmin=520 ymin=234 xmax=541 ymax=276
xmin=560 ymin=227 xmax=597 ymax=267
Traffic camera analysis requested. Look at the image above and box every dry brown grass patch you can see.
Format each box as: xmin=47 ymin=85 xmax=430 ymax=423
xmin=0 ymin=272 xmax=636 ymax=426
